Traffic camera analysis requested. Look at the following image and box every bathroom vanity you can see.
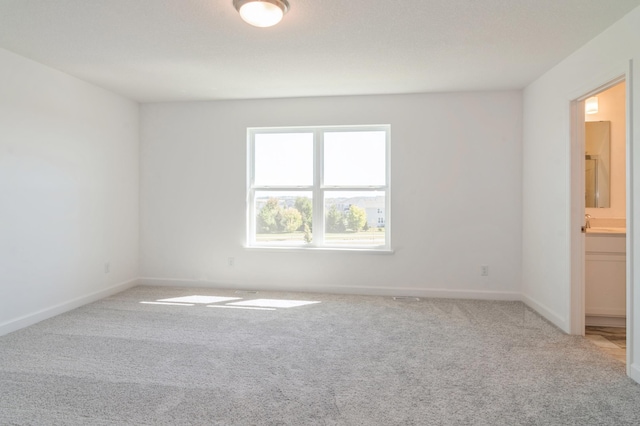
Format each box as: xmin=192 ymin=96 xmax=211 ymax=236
xmin=585 ymin=228 xmax=626 ymax=327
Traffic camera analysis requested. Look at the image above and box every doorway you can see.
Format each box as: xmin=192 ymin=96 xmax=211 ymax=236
xmin=570 ymin=74 xmax=631 ymax=369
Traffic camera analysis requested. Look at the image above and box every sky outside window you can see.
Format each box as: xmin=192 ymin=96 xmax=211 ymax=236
xmin=254 ymin=133 xmax=313 ymax=186
xmin=324 ymin=131 xmax=386 ymax=186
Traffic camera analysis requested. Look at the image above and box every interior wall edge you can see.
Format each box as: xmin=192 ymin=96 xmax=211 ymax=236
xmin=630 ymin=363 xmax=640 ymax=383
xmin=0 ymin=278 xmax=139 ymax=337
xmin=521 ymin=293 xmax=568 ymax=333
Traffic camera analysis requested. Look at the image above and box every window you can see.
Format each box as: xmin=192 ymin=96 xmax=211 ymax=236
xmin=247 ymin=125 xmax=390 ymax=250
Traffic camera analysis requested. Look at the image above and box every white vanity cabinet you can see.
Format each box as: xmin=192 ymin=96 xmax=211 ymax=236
xmin=585 ymin=232 xmax=626 ymax=327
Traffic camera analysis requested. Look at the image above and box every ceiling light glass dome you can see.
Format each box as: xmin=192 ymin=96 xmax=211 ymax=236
xmin=233 ymin=0 xmax=290 ymax=28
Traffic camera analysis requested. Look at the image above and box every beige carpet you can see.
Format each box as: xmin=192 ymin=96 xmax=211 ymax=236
xmin=1 ymin=285 xmax=640 ymax=425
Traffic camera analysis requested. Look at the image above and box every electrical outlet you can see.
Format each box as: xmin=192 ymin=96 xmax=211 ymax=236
xmin=228 ymin=257 xmax=235 ymax=267
xmin=481 ymin=265 xmax=489 ymax=276
xmin=104 ymin=262 xmax=110 ymax=274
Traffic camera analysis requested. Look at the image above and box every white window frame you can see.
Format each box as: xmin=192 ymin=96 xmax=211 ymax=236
xmin=247 ymin=124 xmax=391 ymax=251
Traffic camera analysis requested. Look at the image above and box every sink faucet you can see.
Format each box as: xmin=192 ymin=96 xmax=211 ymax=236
xmin=585 ymin=214 xmax=591 ymax=229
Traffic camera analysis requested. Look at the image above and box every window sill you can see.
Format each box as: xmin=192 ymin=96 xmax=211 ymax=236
xmin=244 ymin=245 xmax=394 ymax=254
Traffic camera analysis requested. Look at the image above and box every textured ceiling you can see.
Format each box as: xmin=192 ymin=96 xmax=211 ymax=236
xmin=0 ymin=0 xmax=639 ymax=102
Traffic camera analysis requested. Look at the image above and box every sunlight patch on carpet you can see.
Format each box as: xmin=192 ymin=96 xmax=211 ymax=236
xmin=157 ymin=295 xmax=242 ymax=304
xmin=226 ymin=299 xmax=321 ymax=309
xmin=208 ymin=305 xmax=276 ymax=311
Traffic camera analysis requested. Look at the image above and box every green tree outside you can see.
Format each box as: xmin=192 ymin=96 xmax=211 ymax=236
xmin=346 ymin=205 xmax=367 ymax=232
xmin=326 ymin=204 xmax=346 ymax=232
xmin=257 ymin=198 xmax=283 ymax=233
xmin=258 ymin=198 xmax=372 ymax=237
xmin=294 ymin=197 xmax=312 ymax=231
xmin=303 ymin=223 xmax=312 ymax=243
xmin=280 ymin=207 xmax=303 ymax=233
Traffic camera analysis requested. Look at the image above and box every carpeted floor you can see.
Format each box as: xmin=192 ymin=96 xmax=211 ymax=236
xmin=1 ymin=285 xmax=640 ymax=425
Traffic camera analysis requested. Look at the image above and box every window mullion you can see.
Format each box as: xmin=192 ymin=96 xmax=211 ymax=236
xmin=312 ymin=129 xmax=324 ymax=246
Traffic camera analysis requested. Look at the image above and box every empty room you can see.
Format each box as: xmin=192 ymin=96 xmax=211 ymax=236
xmin=2 ymin=0 xmax=640 ymax=424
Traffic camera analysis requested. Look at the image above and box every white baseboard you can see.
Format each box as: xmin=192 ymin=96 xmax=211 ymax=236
xmin=0 ymin=279 xmax=139 ymax=337
xmin=521 ymin=293 xmax=568 ymax=332
xmin=138 ymin=277 xmax=521 ymax=301
xmin=585 ymin=315 xmax=626 ymax=327
xmin=586 ymin=308 xmax=626 ymax=316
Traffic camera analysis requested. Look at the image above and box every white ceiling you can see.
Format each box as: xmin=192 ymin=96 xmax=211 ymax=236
xmin=1 ymin=0 xmax=638 ymax=103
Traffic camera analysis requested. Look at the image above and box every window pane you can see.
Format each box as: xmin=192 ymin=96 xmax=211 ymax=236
xmin=255 ymin=191 xmax=313 ymax=244
xmin=324 ymin=131 xmax=386 ymax=186
xmin=254 ymin=133 xmax=313 ymax=186
xmin=324 ymin=191 xmax=386 ymax=247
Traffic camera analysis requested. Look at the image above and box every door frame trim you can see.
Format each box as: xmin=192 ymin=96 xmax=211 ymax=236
xmin=569 ymin=63 xmax=633 ymax=376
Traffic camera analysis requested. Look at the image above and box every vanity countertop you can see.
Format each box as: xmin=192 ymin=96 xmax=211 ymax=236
xmin=586 ymin=227 xmax=626 ymax=235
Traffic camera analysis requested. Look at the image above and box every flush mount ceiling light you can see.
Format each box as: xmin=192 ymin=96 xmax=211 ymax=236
xmin=585 ymin=96 xmax=599 ymax=114
xmin=233 ymin=0 xmax=290 ymax=28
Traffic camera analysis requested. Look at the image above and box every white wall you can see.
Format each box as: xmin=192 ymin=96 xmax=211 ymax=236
xmin=140 ymin=91 xmax=523 ymax=299
xmin=522 ymin=6 xmax=640 ymax=379
xmin=0 ymin=48 xmax=140 ymax=334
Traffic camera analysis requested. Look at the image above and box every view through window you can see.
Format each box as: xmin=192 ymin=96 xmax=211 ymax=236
xmin=247 ymin=125 xmax=390 ymax=250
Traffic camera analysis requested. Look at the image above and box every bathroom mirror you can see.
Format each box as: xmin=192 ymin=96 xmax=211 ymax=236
xmin=585 ymin=121 xmax=611 ymax=208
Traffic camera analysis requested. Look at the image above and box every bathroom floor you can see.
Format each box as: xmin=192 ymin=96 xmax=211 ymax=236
xmin=585 ymin=326 xmax=626 ymax=363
